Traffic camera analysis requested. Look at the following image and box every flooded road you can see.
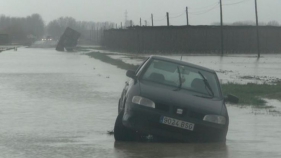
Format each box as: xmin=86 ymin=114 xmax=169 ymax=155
xmin=0 ymin=48 xmax=280 ymax=158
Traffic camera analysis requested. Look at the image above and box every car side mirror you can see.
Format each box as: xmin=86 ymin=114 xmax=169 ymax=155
xmin=126 ymin=70 xmax=136 ymax=79
xmin=224 ymin=94 xmax=239 ymax=104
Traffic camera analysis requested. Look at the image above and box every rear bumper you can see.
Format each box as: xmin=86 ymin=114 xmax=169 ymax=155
xmin=123 ymin=103 xmax=228 ymax=142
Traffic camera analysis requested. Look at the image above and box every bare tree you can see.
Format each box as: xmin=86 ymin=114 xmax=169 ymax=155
xmin=0 ymin=14 xmax=44 ymax=43
xmin=46 ymin=17 xmax=114 ymax=44
xmin=267 ymin=20 xmax=279 ymax=26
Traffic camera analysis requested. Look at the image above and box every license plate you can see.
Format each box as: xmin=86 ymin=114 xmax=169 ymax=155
xmin=160 ymin=116 xmax=194 ymax=131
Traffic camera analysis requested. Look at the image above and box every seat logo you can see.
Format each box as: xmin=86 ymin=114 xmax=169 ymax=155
xmin=176 ymin=109 xmax=183 ymax=115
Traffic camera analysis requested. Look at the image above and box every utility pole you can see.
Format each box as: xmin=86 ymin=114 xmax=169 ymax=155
xmin=125 ymin=10 xmax=128 ymax=28
xmin=186 ymin=7 xmax=189 ymax=25
xmin=166 ymin=12 xmax=170 ymax=26
xmin=91 ymin=25 xmax=94 ymax=41
xmin=121 ymin=22 xmax=122 ymax=29
xmin=130 ymin=20 xmax=133 ymax=27
xmin=96 ymin=27 xmax=99 ymax=44
xmin=220 ymin=0 xmax=224 ymax=56
xmin=151 ymin=14 xmax=154 ymax=26
xmin=255 ymin=0 xmax=260 ymax=58
xmin=145 ymin=20 xmax=147 ymax=26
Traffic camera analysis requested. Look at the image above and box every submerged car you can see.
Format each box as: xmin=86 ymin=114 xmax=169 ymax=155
xmin=114 ymin=56 xmax=238 ymax=142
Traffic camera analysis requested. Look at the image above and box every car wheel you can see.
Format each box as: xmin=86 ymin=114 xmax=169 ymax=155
xmin=118 ymin=99 xmax=121 ymax=114
xmin=114 ymin=111 xmax=136 ymax=141
xmin=209 ymin=130 xmax=227 ymax=143
xmin=218 ymin=132 xmax=227 ymax=142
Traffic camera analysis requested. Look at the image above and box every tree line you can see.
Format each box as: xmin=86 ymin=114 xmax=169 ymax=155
xmin=0 ymin=14 xmax=114 ymax=45
xmin=0 ymin=14 xmax=44 ymax=44
xmin=47 ymin=17 xmax=114 ymax=44
xmin=0 ymin=13 xmax=279 ymax=45
xmin=212 ymin=20 xmax=280 ymax=26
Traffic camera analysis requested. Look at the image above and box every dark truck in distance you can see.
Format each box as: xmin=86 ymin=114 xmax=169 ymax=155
xmin=114 ymin=56 xmax=238 ymax=142
xmin=56 ymin=27 xmax=80 ymax=52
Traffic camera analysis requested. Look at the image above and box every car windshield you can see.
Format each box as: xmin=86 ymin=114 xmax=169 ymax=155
xmin=141 ymin=59 xmax=221 ymax=98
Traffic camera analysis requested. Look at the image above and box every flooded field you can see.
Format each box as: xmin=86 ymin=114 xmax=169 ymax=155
xmin=94 ymin=49 xmax=281 ymax=84
xmin=0 ymin=48 xmax=280 ymax=158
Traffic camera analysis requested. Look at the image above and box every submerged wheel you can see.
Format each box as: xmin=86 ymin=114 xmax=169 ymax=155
xmin=118 ymin=99 xmax=122 ymax=114
xmin=114 ymin=112 xmax=136 ymax=141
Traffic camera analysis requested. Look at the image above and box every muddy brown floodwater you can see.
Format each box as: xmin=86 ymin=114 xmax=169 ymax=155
xmin=0 ymin=48 xmax=280 ymax=158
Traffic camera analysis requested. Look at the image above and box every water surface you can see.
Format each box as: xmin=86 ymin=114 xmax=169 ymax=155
xmin=0 ymin=48 xmax=280 ymax=158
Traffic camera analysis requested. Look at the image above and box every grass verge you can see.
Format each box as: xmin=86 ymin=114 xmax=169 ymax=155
xmin=86 ymin=51 xmax=281 ymax=106
xmin=87 ymin=51 xmax=138 ymax=70
xmin=222 ymin=83 xmax=281 ymax=106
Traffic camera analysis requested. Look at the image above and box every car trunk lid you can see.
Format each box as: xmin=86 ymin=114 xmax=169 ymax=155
xmin=139 ymin=81 xmax=223 ymax=116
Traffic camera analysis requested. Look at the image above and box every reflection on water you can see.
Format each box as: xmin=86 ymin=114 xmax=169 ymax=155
xmin=254 ymin=58 xmax=260 ymax=78
xmin=114 ymin=142 xmax=228 ymax=158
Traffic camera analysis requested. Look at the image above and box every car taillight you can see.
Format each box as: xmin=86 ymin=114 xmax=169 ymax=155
xmin=132 ymin=96 xmax=155 ymax=108
xmin=203 ymin=115 xmax=226 ymax=125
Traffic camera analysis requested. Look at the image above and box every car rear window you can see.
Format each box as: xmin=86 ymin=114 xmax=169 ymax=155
xmin=141 ymin=59 xmax=221 ymax=97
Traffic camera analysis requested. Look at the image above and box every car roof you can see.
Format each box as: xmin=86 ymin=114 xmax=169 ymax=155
xmin=150 ymin=55 xmax=216 ymax=73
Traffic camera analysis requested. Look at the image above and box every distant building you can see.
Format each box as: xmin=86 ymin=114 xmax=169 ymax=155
xmin=0 ymin=34 xmax=9 ymax=45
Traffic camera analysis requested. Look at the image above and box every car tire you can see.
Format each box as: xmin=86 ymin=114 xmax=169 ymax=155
xmin=118 ymin=99 xmax=121 ymax=114
xmin=114 ymin=111 xmax=136 ymax=141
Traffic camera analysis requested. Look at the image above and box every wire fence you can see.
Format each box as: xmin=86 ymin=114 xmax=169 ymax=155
xmin=103 ymin=25 xmax=281 ymax=54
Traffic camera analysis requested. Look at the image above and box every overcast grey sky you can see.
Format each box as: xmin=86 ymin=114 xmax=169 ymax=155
xmin=1 ymin=0 xmax=280 ymax=26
